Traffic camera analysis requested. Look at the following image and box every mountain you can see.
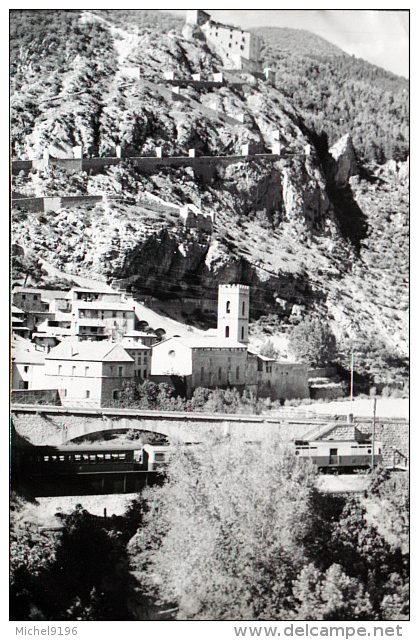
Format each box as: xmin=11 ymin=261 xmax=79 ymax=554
xmin=10 ymin=9 xmax=409 ymax=387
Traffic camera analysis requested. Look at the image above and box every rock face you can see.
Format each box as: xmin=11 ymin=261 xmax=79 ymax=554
xmin=328 ymin=134 xmax=358 ymax=187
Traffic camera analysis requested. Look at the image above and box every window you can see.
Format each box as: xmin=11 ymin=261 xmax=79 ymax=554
xmin=143 ymin=370 xmax=147 ymax=379
xmin=72 ymin=366 xmax=76 ymax=376
xmin=241 ymin=326 xmax=245 ymax=340
xmin=23 ymin=365 xmax=29 ymax=373
xmin=86 ymin=390 xmax=90 ymax=399
xmin=58 ymin=365 xmax=62 ymax=375
xmin=225 ymin=326 xmax=230 ymax=338
xmin=226 ymin=300 xmax=231 ymax=313
xmin=85 ymin=366 xmax=89 ymax=376
xmin=113 ymin=390 xmax=120 ymax=400
xmin=236 ymin=366 xmax=240 ymax=380
xmin=228 ymin=43 xmax=232 ymax=48
xmin=242 ymin=301 xmax=245 ymax=315
xmin=20 ymin=381 xmax=29 ymax=390
xmin=119 ymin=366 xmax=123 ymax=377
xmin=218 ymin=367 xmax=222 ymax=381
xmin=112 ymin=311 xmax=117 ymax=318
xmin=201 ymin=366 xmax=205 ymax=382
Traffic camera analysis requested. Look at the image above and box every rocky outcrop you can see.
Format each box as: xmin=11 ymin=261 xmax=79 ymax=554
xmin=328 ymin=134 xmax=358 ymax=187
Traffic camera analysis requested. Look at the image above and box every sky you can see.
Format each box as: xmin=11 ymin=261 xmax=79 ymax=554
xmin=164 ymin=8 xmax=409 ymax=78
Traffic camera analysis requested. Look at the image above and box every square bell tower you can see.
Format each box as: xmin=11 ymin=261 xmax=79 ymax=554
xmin=217 ymin=284 xmax=250 ymax=344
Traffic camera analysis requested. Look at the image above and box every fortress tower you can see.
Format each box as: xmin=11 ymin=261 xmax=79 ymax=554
xmin=217 ymin=284 xmax=250 ymax=344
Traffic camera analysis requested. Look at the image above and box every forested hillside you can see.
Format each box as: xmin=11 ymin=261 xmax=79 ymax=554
xmin=255 ymin=27 xmax=409 ymax=164
xmin=10 ymin=9 xmax=409 ymax=386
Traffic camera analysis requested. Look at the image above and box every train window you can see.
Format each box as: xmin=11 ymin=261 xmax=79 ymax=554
xmin=75 ymin=454 xmax=81 ymax=462
xmin=89 ymin=455 xmax=96 ymax=463
xmin=133 ymin=450 xmax=143 ymax=463
xmin=118 ymin=454 xmax=126 ymax=460
xmin=83 ymin=454 xmax=89 ymax=462
xmin=43 ymin=456 xmax=50 ymax=462
xmin=51 ymin=456 xmax=58 ymax=462
xmin=59 ymin=456 xmax=65 ymax=462
xmin=97 ymin=454 xmax=104 ymax=463
xmin=111 ymin=454 xmax=119 ymax=461
xmin=105 ymin=454 xmax=111 ymax=461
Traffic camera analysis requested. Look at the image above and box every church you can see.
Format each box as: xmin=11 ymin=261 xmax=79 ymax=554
xmin=150 ymin=285 xmax=254 ymax=398
xmin=150 ymin=284 xmax=310 ymax=400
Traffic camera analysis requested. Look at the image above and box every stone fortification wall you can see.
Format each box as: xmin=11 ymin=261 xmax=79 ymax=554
xmin=12 ymin=195 xmax=103 ymax=214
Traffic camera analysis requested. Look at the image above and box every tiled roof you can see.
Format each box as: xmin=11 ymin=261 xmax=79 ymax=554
xmin=46 ymin=341 xmax=134 ymax=362
xmin=120 ymin=339 xmax=150 ymax=350
xmin=160 ymin=336 xmax=246 ymax=350
xmin=12 ymin=349 xmax=46 ymax=365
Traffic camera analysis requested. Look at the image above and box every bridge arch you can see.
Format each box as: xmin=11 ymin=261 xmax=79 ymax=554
xmin=64 ymin=427 xmax=169 ymax=444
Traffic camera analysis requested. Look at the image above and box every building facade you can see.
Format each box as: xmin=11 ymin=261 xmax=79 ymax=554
xmin=150 ymin=335 xmax=249 ymax=398
xmin=45 ymin=341 xmax=135 ymax=407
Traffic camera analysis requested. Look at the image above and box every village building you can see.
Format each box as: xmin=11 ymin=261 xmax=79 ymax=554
xmin=44 ymin=341 xmax=135 ymax=407
xmin=123 ymin=330 xmax=158 ymax=348
xmin=12 ymin=287 xmax=54 ymax=332
xmin=150 ymin=334 xmax=249 ymax=398
xmin=11 ymin=347 xmax=46 ymax=390
xmin=67 ymin=287 xmax=136 ymax=341
xmin=120 ymin=333 xmax=151 ymax=379
xmin=11 ymin=305 xmax=31 ymax=339
xmin=250 ymin=352 xmax=310 ymax=400
xmin=12 ymin=287 xmax=49 ymax=313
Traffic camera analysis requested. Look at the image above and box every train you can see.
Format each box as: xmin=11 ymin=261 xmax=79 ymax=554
xmin=17 ymin=442 xmax=171 ymax=478
xmin=16 ymin=438 xmax=383 ymax=482
xmin=294 ymin=439 xmax=383 ymax=472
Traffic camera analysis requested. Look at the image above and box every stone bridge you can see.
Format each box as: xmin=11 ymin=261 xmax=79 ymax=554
xmin=11 ymin=405 xmax=409 ymax=468
xmin=11 ymin=405 xmax=314 ymax=446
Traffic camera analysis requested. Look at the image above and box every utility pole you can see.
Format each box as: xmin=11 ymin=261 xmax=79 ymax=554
xmin=372 ymin=397 xmax=377 ymax=469
xmin=348 ymin=349 xmax=354 ymax=423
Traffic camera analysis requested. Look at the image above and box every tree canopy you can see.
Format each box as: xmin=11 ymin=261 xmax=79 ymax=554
xmin=288 ymin=316 xmax=337 ymax=367
xmin=128 ymin=436 xmax=408 ymax=620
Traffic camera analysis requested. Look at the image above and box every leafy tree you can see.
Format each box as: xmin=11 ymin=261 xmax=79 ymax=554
xmin=129 ymin=436 xmax=322 ymax=620
xmin=293 ymin=563 xmax=375 ymax=620
xmin=10 ymin=504 xmax=137 ymax=620
xmin=288 ymin=316 xmax=337 ymax=366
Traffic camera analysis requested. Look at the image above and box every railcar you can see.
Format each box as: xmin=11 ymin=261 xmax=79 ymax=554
xmin=18 ymin=442 xmax=170 ymax=477
xmin=294 ymin=439 xmax=383 ymax=472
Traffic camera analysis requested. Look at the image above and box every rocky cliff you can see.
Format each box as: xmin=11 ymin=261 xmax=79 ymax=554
xmin=11 ymin=9 xmax=408 ymax=385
